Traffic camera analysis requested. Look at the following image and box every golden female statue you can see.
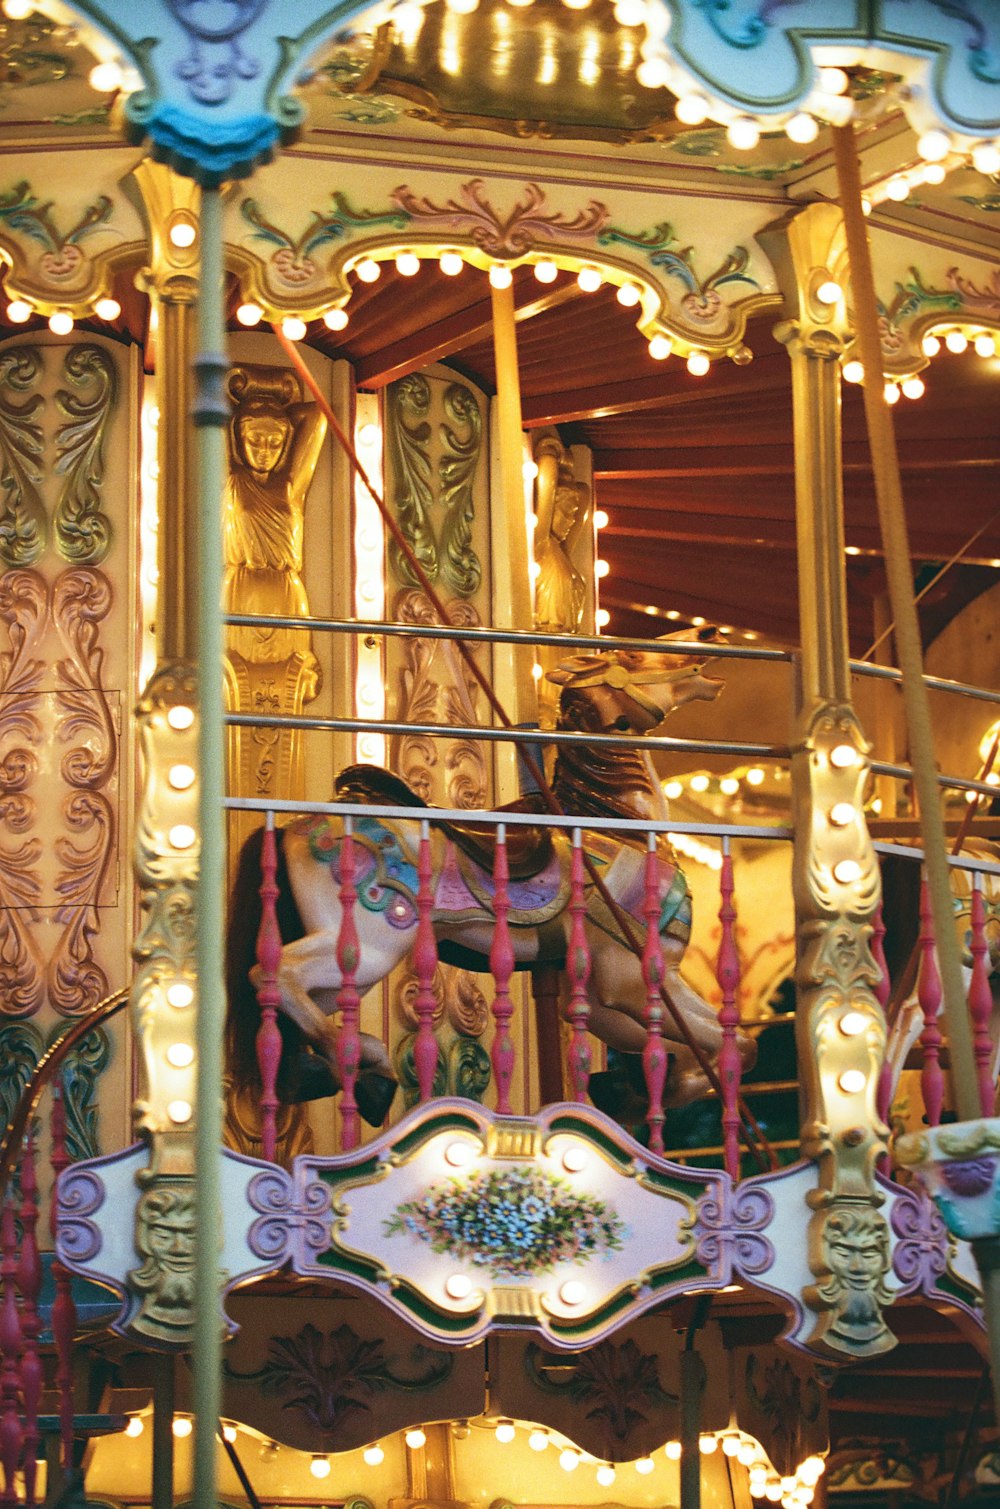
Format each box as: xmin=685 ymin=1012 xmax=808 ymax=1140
xmin=533 ymin=433 xmax=591 ymax=636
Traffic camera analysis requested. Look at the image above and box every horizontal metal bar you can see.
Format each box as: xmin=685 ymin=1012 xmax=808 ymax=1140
xmin=872 ymin=839 xmax=1000 ymax=876
xmin=852 ymin=658 xmax=1000 ymax=708
xmin=870 ymin=760 xmax=1000 ymax=799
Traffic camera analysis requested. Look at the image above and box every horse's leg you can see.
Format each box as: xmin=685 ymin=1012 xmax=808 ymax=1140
xmin=261 ymin=928 xmax=400 ymax=1078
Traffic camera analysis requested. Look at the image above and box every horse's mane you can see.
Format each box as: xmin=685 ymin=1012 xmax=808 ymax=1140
xmin=225 ymin=825 xmax=307 ymax=1094
xmin=551 ymin=687 xmax=662 ymax=825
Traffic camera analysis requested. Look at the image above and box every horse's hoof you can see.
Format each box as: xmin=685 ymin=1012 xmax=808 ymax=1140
xmin=356 ymin=1073 xmax=398 ymax=1127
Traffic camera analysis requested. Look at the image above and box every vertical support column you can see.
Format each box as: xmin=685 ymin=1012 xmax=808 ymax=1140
xmin=760 ymin=203 xmax=892 ymax=1359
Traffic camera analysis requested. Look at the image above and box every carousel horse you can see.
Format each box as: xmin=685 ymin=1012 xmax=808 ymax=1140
xmin=226 ymin=641 xmax=758 ymax=1118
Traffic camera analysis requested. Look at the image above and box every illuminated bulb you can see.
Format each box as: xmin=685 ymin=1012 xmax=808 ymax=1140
xmin=446 ymin=0 xmax=479 ymax=13
xmin=562 ymin=1144 xmax=589 ymax=1172
xmin=720 ymin=777 xmax=739 ymax=795
xmin=802 ymin=1457 xmax=825 ymax=1480
xmin=89 ymin=59 xmax=123 ymax=92
xmin=901 ymin=375 xmax=925 ymax=399
xmin=675 ymin=92 xmax=709 ymax=125
xmin=446 ymin=1272 xmax=473 ymax=1300
xmin=236 ymin=302 xmax=263 ymax=327
xmin=816 ymin=279 xmax=841 ymax=305
xmin=94 ymin=297 xmax=121 ymax=321
xmin=523 ymin=459 xmax=539 ymax=481
xmin=838 ymin=1068 xmax=867 ymax=1094
xmin=727 ymin=117 xmax=760 ymax=151
xmin=167 ymin=1100 xmax=192 ymax=1123
xmin=324 ymin=307 xmax=349 ymax=331
xmin=781 ymin=1478 xmax=797 ymax=1494
xmin=364 ymin=1444 xmax=385 ymax=1466
xmin=946 ymin=328 xmax=968 ymax=353
xmin=596 ymin=1465 xmax=616 ymax=1487
xmin=529 ymin=560 xmax=541 ymax=581
xmin=635 ymin=1456 xmax=655 ymax=1475
xmin=167 ymin=982 xmax=194 ymax=1009
xmin=2 ymin=0 xmax=34 ymax=16
xmin=786 ymin=112 xmax=818 ymax=144
xmin=595 ymin=606 xmax=610 ymax=625
xmin=830 ymin=743 xmax=858 ymax=769
xmin=648 ymin=334 xmax=672 ymax=360
xmin=577 ymin=265 xmax=602 ymax=293
xmin=922 ymin=162 xmax=946 ymax=185
xmin=918 ymin=128 xmax=951 ymax=162
xmin=861 ymin=197 xmax=872 ymax=217
xmin=5 ymin=299 xmax=31 ymax=323
xmin=818 ymin=66 xmax=849 ymax=94
xmin=750 ymin=1466 xmax=769 ymax=1483
xmin=690 ymin=774 xmax=710 ymax=793
xmin=49 ymin=311 xmax=74 ymax=336
xmin=559 ymin=1449 xmax=579 ymax=1472
xmin=614 ymin=0 xmax=646 ymax=23
xmin=699 ymin=1435 xmax=718 ymax=1454
xmin=664 ymin=781 xmax=683 ymax=801
xmin=975 ymin=332 xmax=996 ymax=357
xmin=167 ymin=704 xmax=195 ymax=730
xmin=529 ymin=1430 xmax=548 ymax=1452
xmin=405 ymin=1429 xmax=427 ymax=1449
xmin=665 ymin=1441 xmax=682 ymax=1460
xmin=358 ymin=422 xmax=380 ymax=447
xmin=973 ymin=141 xmax=1000 ymax=175
xmin=636 ymin=55 xmax=670 ymax=89
xmin=356 ymin=258 xmax=381 ymax=283
xmin=722 ymin=1436 xmax=741 ymax=1457
xmin=829 ymin=802 xmax=855 ymax=826
xmin=885 ymin=176 xmax=910 ymax=201
xmin=531 ymin=662 xmax=544 ymax=680
xmin=168 ymin=824 xmax=196 ymax=850
xmin=396 ymin=250 xmax=420 ymax=277
xmin=687 ymin=350 xmax=710 ymax=376
xmin=310 ymin=1456 xmax=331 ymax=1479
xmin=842 ymin=359 xmax=864 ymax=383
xmin=169 ymin=221 xmax=197 ymax=248
xmin=168 ymin=763 xmax=196 ymax=790
xmin=444 ymin=1139 xmax=475 ymax=1168
xmin=595 ymin=558 xmax=610 ymax=578
xmin=439 ymin=250 xmax=464 ymax=276
xmin=281 ymin=316 xmax=307 ymax=341
xmin=883 ymin=382 xmax=900 ymax=404
xmin=765 ymin=1485 xmax=782 ymax=1503
xmin=745 ymin=767 xmax=765 ymax=787
xmin=533 ymin=259 xmax=558 ymax=283
xmin=738 ymin=1444 xmax=756 ymax=1466
xmin=616 ymin=282 xmax=641 ymax=308
xmin=489 ymin=264 xmax=513 ymax=289
xmin=172 ymin=1417 xmax=193 ymax=1438
xmin=593 ymin=509 xmax=609 ymax=529
xmin=559 ymin=1280 xmax=586 ymax=1306
xmin=917 ymin=333 xmax=940 ymax=360
xmin=840 ymin=1011 xmax=868 ymax=1037
xmin=166 ymin=1042 xmax=195 ymax=1068
xmin=750 ymin=1485 xmax=767 ymax=1501
xmin=495 ymin=1420 xmax=516 ymax=1444
xmin=125 ymin=1417 xmax=144 ymax=1438
xmin=833 ymin=859 xmax=862 ymax=884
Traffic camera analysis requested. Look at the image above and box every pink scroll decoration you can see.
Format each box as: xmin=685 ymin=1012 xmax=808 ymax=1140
xmin=17 ymin=1130 xmax=41 ymax=1508
xmin=49 ymin=1081 xmax=76 ymax=1474
xmin=968 ymin=873 xmax=994 ymax=1117
xmin=335 ymin=818 xmax=362 ymax=1151
xmin=413 ymin=821 xmax=440 ymax=1103
xmin=716 ymin=837 xmax=742 ymax=1181
xmin=566 ymin=829 xmax=591 ymax=1103
xmin=490 ymin=824 xmax=516 ymax=1114
xmin=255 ymin=813 xmax=283 ymax=1164
xmin=917 ymin=874 xmax=944 ymax=1129
xmin=641 ymin=834 xmax=667 ymax=1155
xmin=0 ymin=1195 xmax=23 ymax=1509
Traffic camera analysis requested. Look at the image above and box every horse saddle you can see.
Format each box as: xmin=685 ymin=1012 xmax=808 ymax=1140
xmin=335 ymin=763 xmax=553 ymax=882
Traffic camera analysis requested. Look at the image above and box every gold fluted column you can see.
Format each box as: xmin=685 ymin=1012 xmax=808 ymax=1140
xmin=761 ymin=203 xmax=893 ymax=1359
xmin=125 ymin=163 xmax=204 ymax=1343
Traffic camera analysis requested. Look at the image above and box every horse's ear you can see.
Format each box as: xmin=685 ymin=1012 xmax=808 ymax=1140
xmin=546 ymin=653 xmax=612 ymax=687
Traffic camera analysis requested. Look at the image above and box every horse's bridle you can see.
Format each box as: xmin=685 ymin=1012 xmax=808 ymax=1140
xmin=559 ymin=660 xmax=709 ymax=730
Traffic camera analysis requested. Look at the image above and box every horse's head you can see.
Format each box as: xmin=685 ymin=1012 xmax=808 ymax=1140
xmin=547 ymin=630 xmax=724 ymax=734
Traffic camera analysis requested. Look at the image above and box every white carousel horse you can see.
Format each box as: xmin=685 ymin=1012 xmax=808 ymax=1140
xmin=226 ymin=643 xmax=757 ymax=1111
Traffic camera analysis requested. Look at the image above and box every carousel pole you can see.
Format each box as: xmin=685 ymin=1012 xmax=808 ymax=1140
xmin=191 ymin=184 xmax=229 ymax=1509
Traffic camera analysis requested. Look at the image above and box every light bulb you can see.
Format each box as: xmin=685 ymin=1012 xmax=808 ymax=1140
xmin=917 ymin=128 xmax=951 ymax=162
xmin=595 ymin=558 xmax=610 ymax=578
xmin=439 ymin=250 xmax=464 ymax=276
xmin=901 ymin=376 xmax=925 ymax=399
xmin=816 ymin=279 xmax=841 ymax=305
xmin=529 ymin=1430 xmax=548 ymax=1452
xmin=833 ymin=859 xmax=863 ymax=884
xmin=945 ymin=329 xmax=968 ymax=353
xmin=974 ymin=332 xmax=996 ymax=357
xmin=166 ymin=1043 xmax=195 ymax=1068
xmin=167 ymin=982 xmax=194 ymax=1009
xmin=281 ymin=316 xmax=307 ymax=341
xmin=689 ymin=773 xmax=710 ymax=793
xmin=885 ymin=176 xmax=910 ymax=202
xmin=356 ymin=258 xmax=381 ymax=283
xmin=168 ymin=763 xmax=196 ymax=790
xmin=922 ymin=162 xmax=946 ymax=185
xmin=172 ymin=1417 xmax=193 ymax=1438
xmin=593 ymin=509 xmax=609 ymax=529
xmin=687 ymin=350 xmax=710 ymax=376
xmin=839 ymin=1010 xmax=868 ymax=1037
xmin=665 ymin=1441 xmax=682 ymax=1460
xmin=594 ymin=608 xmax=610 ymax=627
xmin=446 ymin=0 xmax=479 ymax=12
xmin=125 ymin=1417 xmax=144 ymax=1438
xmin=786 ymin=112 xmax=818 ymax=144
xmin=396 ymin=250 xmax=420 ymax=277
xmin=89 ymin=60 xmax=123 ymax=92
xmin=613 ymin=0 xmax=646 ymax=23
xmin=636 ymin=1456 xmax=655 ymax=1474
xmin=324 ymin=307 xmax=349 ymax=331
xmin=562 ymin=1144 xmax=589 ymax=1171
xmin=577 ymin=265 xmax=602 ymax=293
xmin=664 ymin=780 xmax=683 ymax=800
xmin=363 ymin=1444 xmax=385 ymax=1465
xmin=838 ymin=1068 xmax=866 ymax=1094
xmin=699 ymin=1434 xmax=718 ymax=1454
xmin=446 ymin=1273 xmax=472 ymax=1300
xmin=310 ymin=1456 xmax=331 ymax=1479
xmin=405 ymin=1429 xmax=427 ymax=1449
xmin=636 ymin=56 xmax=670 ymax=89
xmin=842 ymin=359 xmax=864 ymax=383
xmin=167 ymin=705 xmax=195 ymax=730
xmin=168 ymin=824 xmax=196 ymax=850
xmin=829 ymin=802 xmax=855 ymax=826
xmin=883 ymin=382 xmax=900 ymax=404
xmin=169 ymin=220 xmax=197 ymax=248
xmin=5 ymin=300 xmax=31 ymax=323
xmin=818 ymin=66 xmax=849 ymax=94
xmin=738 ymin=1444 xmax=756 ymax=1466
xmin=596 ymin=1465 xmax=616 ymax=1487
xmin=648 ymin=334 xmax=672 ymax=360
xmin=720 ymin=777 xmax=739 ymax=796
xmin=445 ymin=1139 xmax=475 ymax=1167
xmin=495 ymin=1420 xmax=516 ymax=1444
xmin=675 ymin=93 xmax=709 ymax=125
xmin=49 ymin=311 xmax=74 ymax=336
xmin=533 ymin=258 xmax=558 ymax=283
xmin=2 ymin=0 xmax=34 ymax=17
xmin=167 ymin=1100 xmax=192 ymax=1123
xmin=560 ymin=1449 xmax=579 ymax=1472
xmin=722 ymin=1436 xmax=741 ymax=1457
xmin=236 ymin=302 xmax=263 ymax=327
xmin=727 ymin=116 xmax=760 ymax=151
xmin=616 ymin=282 xmax=641 ymax=307
xmin=489 ymin=264 xmax=513 ymax=289
xmin=922 ymin=334 xmax=941 ymax=357
xmin=559 ymin=1280 xmax=586 ymax=1306
xmin=972 ymin=141 xmax=1000 ymax=176
xmin=94 ymin=297 xmax=121 ymax=321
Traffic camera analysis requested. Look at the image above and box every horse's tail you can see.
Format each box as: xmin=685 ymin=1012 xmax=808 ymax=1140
xmin=225 ymin=824 xmax=307 ymax=1094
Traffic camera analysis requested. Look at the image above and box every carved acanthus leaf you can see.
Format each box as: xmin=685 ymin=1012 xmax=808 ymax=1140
xmin=0 ymin=347 xmax=44 ymax=566
xmin=0 ymin=1019 xmax=42 ymax=1137
xmin=388 ymin=373 xmax=434 ymax=588
xmin=53 ymin=344 xmax=116 ymax=564
xmin=438 ymin=382 xmax=482 ymax=598
xmin=47 ymin=1022 xmax=110 ymax=1162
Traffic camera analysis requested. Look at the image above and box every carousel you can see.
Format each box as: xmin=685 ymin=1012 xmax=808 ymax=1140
xmin=0 ymin=2 xmax=999 ymax=1506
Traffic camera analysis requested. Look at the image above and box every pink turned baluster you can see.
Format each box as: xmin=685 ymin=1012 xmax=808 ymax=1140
xmin=716 ymin=838 xmax=742 ymax=1181
xmin=642 ymin=833 xmax=667 ymax=1155
xmin=566 ymin=829 xmax=591 ymax=1103
xmin=0 ymin=1196 xmax=23 ymax=1509
xmin=335 ymin=817 xmax=362 ymax=1150
xmin=17 ymin=1131 xmax=41 ymax=1508
xmin=413 ymin=820 xmax=439 ymax=1103
xmin=49 ymin=1082 xmax=76 ymax=1475
xmin=917 ymin=874 xmax=945 ymax=1129
xmin=255 ymin=812 xmax=283 ymax=1163
xmin=968 ymin=873 xmax=995 ymax=1116
xmin=490 ymin=824 xmax=516 ymax=1114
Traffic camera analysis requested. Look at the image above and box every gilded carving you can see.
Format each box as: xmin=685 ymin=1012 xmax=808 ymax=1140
xmin=0 ymin=346 xmax=45 ymax=567
xmin=445 ymin=968 xmax=488 ymax=1037
xmin=0 ymin=1020 xmax=42 ymax=1137
xmin=0 ymin=568 xmax=45 ymax=1016
xmin=53 ymin=344 xmax=116 ymax=564
xmin=532 ymin=434 xmax=590 ymax=637
xmin=804 ymin=1204 xmax=895 ymax=1357
xmin=524 ymin=1338 xmax=677 ymax=1440
xmin=439 ymin=382 xmax=482 ymax=598
xmin=395 ymin=589 xmax=487 ymax=809
xmin=387 ymin=373 xmax=434 ymax=588
xmin=128 ymin=1180 xmax=202 ymax=1345
xmin=50 ymin=567 xmax=116 ymax=1014
xmin=48 ymin=1023 xmax=110 ymax=1162
xmin=224 ymin=1078 xmax=314 ymax=1166
xmin=391 ymin=179 xmax=610 ymax=258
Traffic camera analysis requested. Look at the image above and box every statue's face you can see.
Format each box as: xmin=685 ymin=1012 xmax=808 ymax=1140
xmin=828 ymin=1219 xmax=885 ymax=1289
xmin=239 ymin=414 xmax=288 ymax=474
xmin=552 ymin=486 xmax=580 ymax=541
xmin=144 ymin=1201 xmax=196 ymax=1269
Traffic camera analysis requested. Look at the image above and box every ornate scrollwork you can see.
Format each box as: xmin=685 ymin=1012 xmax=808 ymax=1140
xmin=890 ymin=1184 xmax=949 ymax=1295
xmin=395 ymin=961 xmax=446 ymax=1032
xmin=55 ymin=1165 xmax=104 ymax=1264
xmin=524 ymin=1338 xmax=676 ymax=1441
xmin=247 ymin=1167 xmax=332 ymax=1263
xmin=49 ymin=1024 xmax=110 ymax=1163
xmin=391 ymin=179 xmax=609 ymax=258
xmin=0 ymin=346 xmax=44 ymax=566
xmin=0 ymin=1020 xmax=42 ymax=1140
xmin=448 ymin=1035 xmax=491 ymax=1102
xmin=694 ymin=1182 xmax=774 ymax=1277
xmin=387 ymin=373 xmax=434 ymax=588
xmin=395 ymin=590 xmax=487 ymax=810
xmin=53 ymin=345 xmax=116 ymax=564
xmin=0 ymin=567 xmax=45 ymax=1016
xmin=439 ymin=382 xmax=482 ymax=598
xmin=444 ymin=968 xmax=488 ymax=1036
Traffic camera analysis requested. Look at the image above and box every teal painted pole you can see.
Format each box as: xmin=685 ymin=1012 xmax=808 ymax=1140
xmin=192 ymin=184 xmax=229 ymax=1509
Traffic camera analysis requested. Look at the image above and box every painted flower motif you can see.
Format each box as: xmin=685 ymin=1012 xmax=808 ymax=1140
xmin=383 ymin=1165 xmax=625 ymax=1279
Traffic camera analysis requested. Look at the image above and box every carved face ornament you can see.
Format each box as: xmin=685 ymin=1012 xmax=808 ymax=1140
xmin=238 ymin=412 xmax=290 ymax=476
